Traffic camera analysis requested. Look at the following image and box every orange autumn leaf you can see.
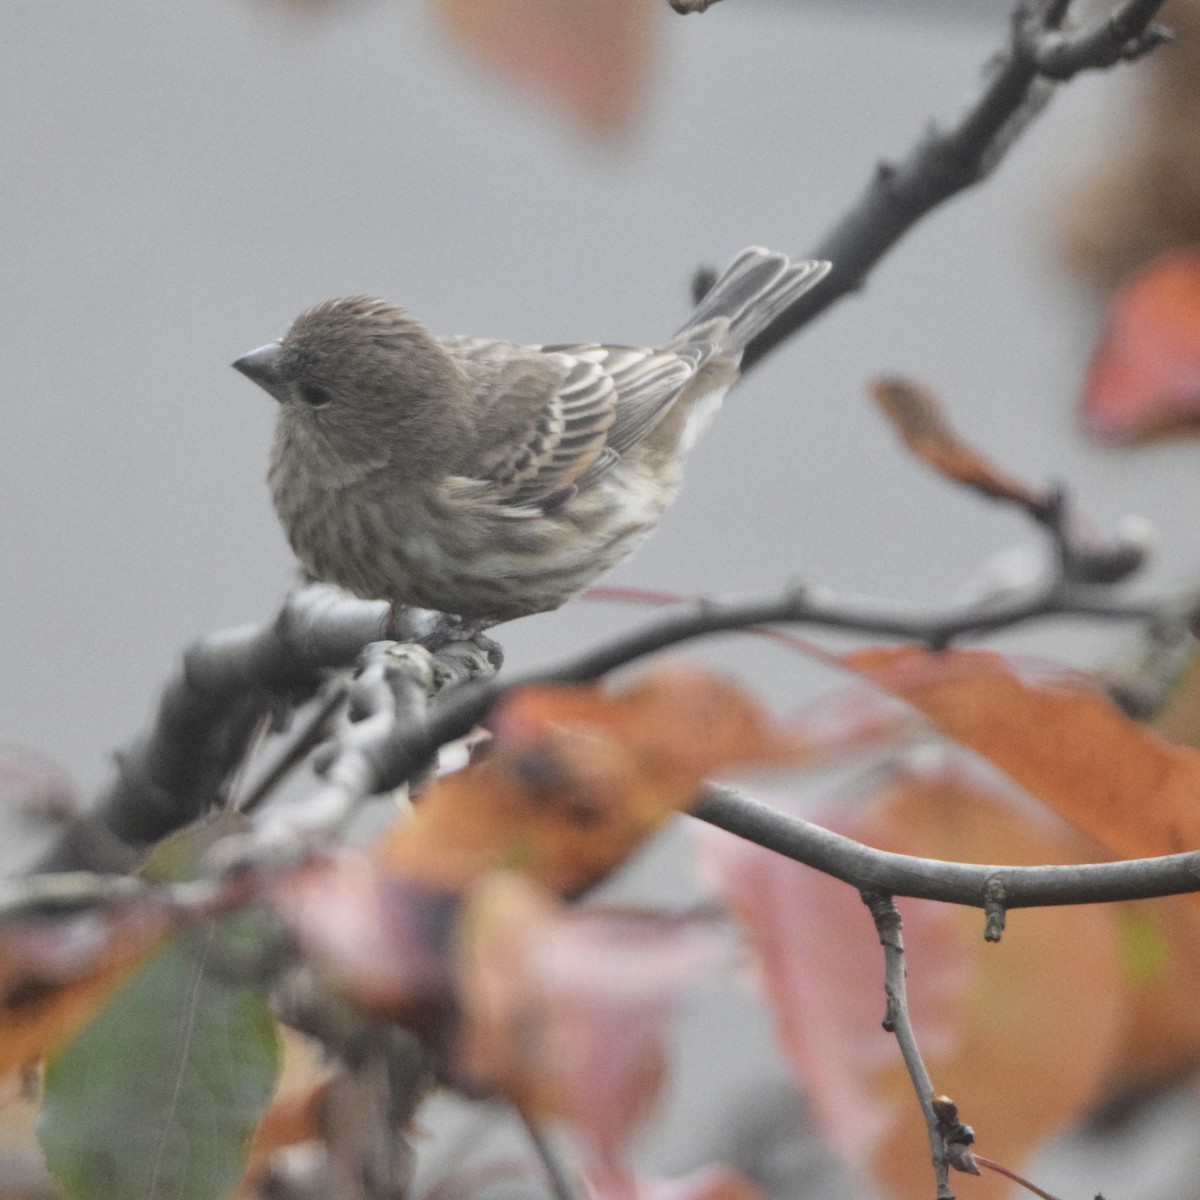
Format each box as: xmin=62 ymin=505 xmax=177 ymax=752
xmin=379 ymin=665 xmax=809 ymax=896
xmin=0 ymin=908 xmax=166 ymax=1077
xmin=437 ymin=0 xmax=655 ymax=134
xmin=870 ymin=376 xmax=1044 ymax=508
xmin=845 ymin=646 xmax=1200 ymax=862
xmin=1081 ymin=248 xmax=1200 ymax=441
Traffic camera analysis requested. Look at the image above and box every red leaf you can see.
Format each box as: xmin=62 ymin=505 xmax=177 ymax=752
xmin=1081 ymin=248 xmax=1200 ymax=441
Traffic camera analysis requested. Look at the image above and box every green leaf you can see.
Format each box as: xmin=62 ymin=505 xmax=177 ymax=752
xmin=39 ymin=927 xmax=281 ymax=1200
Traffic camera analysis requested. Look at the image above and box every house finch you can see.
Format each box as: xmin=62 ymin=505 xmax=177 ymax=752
xmin=233 ymin=247 xmax=830 ymax=622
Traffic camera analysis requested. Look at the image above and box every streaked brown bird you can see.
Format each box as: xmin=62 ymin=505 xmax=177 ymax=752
xmin=233 ymin=248 xmax=830 ymax=622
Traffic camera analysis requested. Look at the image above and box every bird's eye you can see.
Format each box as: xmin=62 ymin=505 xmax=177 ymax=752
xmin=298 ymin=384 xmax=332 ymax=408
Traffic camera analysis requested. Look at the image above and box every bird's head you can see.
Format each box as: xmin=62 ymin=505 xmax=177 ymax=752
xmin=234 ymin=297 xmax=472 ymax=467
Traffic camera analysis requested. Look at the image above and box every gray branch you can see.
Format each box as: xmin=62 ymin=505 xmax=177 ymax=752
xmin=43 ymin=587 xmax=494 ymax=870
xmin=862 ymin=892 xmax=953 ymax=1200
xmin=693 ymin=786 xmax=1200 ymax=915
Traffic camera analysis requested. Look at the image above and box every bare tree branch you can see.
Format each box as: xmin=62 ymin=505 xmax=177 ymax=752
xmin=14 ymin=778 xmax=1200 ymax=927
xmin=862 ymin=892 xmax=954 ymax=1200
xmin=693 ymin=785 xmax=1200 ymax=914
xmin=741 ymin=0 xmax=1170 ymax=371
xmin=1027 ymin=0 xmax=1172 ymax=80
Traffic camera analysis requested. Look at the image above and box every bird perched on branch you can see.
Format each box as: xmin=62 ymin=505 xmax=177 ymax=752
xmin=233 ymin=247 xmax=830 ymax=622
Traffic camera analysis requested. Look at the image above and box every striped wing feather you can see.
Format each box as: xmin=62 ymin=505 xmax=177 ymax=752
xmin=444 ymin=338 xmax=698 ymax=509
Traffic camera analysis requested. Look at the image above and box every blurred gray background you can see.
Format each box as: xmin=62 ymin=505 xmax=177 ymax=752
xmin=3 ymin=1 xmax=1198 ymax=1197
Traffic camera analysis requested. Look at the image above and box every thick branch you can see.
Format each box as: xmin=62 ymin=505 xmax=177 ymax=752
xmin=241 ymin=636 xmax=499 ymax=862
xmin=44 ymin=588 xmax=490 ymax=870
xmin=693 ymin=785 xmax=1200 ymax=911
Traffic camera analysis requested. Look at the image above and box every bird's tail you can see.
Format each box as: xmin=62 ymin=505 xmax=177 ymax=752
xmin=671 ymin=247 xmax=831 ymax=354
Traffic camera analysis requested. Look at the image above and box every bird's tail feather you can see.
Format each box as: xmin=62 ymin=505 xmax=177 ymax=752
xmin=672 ymin=247 xmax=831 ymax=353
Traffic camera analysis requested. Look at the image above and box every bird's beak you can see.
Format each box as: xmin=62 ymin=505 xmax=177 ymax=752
xmin=232 ymin=342 xmax=287 ymax=403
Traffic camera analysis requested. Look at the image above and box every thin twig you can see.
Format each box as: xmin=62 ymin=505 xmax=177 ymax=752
xmin=861 ymin=891 xmax=953 ymax=1200
xmin=235 ymin=682 xmax=349 ymax=815
xmin=975 ymin=1154 xmax=1062 ymax=1200
xmin=1028 ymin=0 xmax=1172 ymax=80
xmin=379 ymin=578 xmax=1170 ymax=791
xmin=519 ymin=1110 xmax=580 ymax=1200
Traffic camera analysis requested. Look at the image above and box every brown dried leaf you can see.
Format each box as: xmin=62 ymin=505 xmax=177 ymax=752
xmin=870 ymin=376 xmax=1044 ymax=508
xmin=239 ymin=1032 xmax=333 ymax=1193
xmin=379 ymin=665 xmax=811 ymax=896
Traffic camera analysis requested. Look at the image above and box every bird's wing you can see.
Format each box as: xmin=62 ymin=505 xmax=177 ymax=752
xmin=440 ymin=338 xmax=699 ymax=509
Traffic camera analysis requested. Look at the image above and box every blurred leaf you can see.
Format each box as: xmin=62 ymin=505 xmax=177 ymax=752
xmin=870 ymin=376 xmax=1044 ymax=508
xmin=845 ymin=646 xmax=1200 ymax=864
xmin=437 ymin=0 xmax=655 ymax=133
xmin=455 ymin=872 xmax=728 ymax=1165
xmin=0 ymin=745 xmax=77 ymax=819
xmin=0 ymin=908 xmax=166 ymax=1078
xmin=140 ymin=810 xmax=249 ymax=884
xmin=40 ymin=934 xmax=281 ymax=1200
xmin=272 ymin=854 xmax=457 ymax=1020
xmin=1150 ymin=641 xmax=1200 ymax=749
xmin=698 ymin=765 xmax=1124 ymax=1200
xmin=240 ymin=1031 xmax=333 ymax=1190
xmin=379 ymin=665 xmax=811 ymax=896
xmin=1081 ymin=248 xmax=1200 ymax=441
xmin=39 ymin=814 xmax=279 ymax=1200
xmin=1099 ymin=892 xmax=1200 ymax=1096
xmin=584 ymin=1164 xmax=769 ymax=1200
